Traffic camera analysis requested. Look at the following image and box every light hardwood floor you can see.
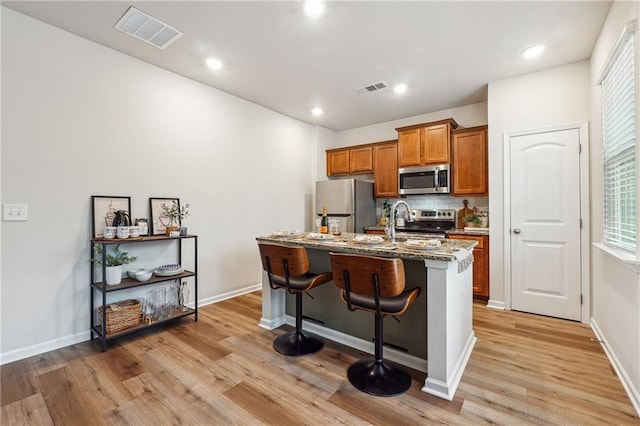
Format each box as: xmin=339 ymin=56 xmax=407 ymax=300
xmin=2 ymin=291 xmax=638 ymax=425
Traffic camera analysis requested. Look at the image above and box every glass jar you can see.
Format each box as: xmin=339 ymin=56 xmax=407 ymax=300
xmin=135 ymin=218 xmax=149 ymax=236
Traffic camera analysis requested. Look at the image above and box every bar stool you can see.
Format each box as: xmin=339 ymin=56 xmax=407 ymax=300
xmin=258 ymin=243 xmax=332 ymax=356
xmin=329 ymin=252 xmax=421 ymax=396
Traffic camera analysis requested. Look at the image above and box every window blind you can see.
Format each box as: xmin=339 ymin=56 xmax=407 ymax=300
xmin=601 ymin=26 xmax=636 ymax=252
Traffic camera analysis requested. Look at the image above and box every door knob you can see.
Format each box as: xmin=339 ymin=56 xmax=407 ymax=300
xmin=513 ymin=228 xmax=521 ymax=234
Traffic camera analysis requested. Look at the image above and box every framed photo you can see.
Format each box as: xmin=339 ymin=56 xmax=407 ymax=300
xmin=149 ymin=197 xmax=180 ymax=235
xmin=91 ymin=195 xmax=131 ymax=238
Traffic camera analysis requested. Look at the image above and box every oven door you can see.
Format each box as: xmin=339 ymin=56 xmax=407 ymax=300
xmin=398 ymin=165 xmax=450 ymax=195
xmin=394 ymin=222 xmax=447 ymax=238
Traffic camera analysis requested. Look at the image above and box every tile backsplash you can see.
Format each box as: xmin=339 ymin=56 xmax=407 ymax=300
xmin=376 ymin=195 xmax=488 ymax=217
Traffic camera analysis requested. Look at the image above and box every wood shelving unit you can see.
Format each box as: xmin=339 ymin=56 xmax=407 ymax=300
xmin=90 ymin=234 xmax=198 ymax=351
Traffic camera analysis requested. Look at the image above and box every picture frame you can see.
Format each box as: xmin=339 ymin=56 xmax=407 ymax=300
xmin=149 ymin=197 xmax=180 ymax=235
xmin=91 ymin=195 xmax=131 ymax=238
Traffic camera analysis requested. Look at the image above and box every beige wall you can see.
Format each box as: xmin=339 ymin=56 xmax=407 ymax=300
xmin=589 ymin=0 xmax=640 ymax=413
xmin=487 ymin=60 xmax=591 ymax=307
xmin=1 ymin=8 xmax=317 ymax=361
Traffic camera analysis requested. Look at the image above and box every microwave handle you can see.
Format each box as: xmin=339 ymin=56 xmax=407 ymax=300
xmin=434 ymin=169 xmax=439 ymax=190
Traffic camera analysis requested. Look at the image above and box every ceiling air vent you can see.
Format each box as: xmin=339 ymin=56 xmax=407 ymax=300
xmin=355 ymin=81 xmax=389 ymax=95
xmin=114 ymin=7 xmax=183 ymax=49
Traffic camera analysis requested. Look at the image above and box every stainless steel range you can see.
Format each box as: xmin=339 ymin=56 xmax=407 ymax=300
xmin=394 ymin=209 xmax=456 ymax=238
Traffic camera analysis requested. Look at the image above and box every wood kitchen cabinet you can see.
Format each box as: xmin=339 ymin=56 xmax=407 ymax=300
xmin=350 ymin=146 xmax=373 ymax=173
xmin=373 ymin=140 xmax=398 ymax=198
xmin=327 ymin=149 xmax=350 ymax=175
xmin=448 ymin=233 xmax=489 ymax=300
xmin=452 ymin=125 xmax=488 ymax=196
xmin=326 ymin=146 xmax=373 ymax=176
xmin=396 ymin=118 xmax=458 ymax=167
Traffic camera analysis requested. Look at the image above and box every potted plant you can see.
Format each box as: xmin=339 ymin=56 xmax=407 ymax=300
xmin=380 ymin=199 xmax=392 ymax=226
xmin=161 ymin=200 xmax=190 ymax=236
xmin=463 ymin=213 xmax=482 ymax=228
xmin=93 ymin=244 xmax=138 ymax=285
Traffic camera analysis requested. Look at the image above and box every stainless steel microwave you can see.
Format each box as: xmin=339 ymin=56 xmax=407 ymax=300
xmin=398 ymin=164 xmax=450 ymax=195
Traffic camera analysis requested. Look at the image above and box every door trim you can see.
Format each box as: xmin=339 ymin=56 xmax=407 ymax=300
xmin=503 ymin=121 xmax=590 ymax=323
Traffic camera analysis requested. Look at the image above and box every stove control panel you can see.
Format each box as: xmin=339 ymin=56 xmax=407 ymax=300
xmin=410 ymin=209 xmax=456 ymax=221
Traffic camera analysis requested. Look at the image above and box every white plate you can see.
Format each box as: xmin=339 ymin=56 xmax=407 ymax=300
xmin=154 ymin=267 xmax=184 ymax=276
xmin=403 ymin=239 xmax=441 ymax=250
xmin=270 ymin=230 xmax=304 ymax=238
xmin=353 ymin=235 xmax=384 ymax=245
xmin=307 ymin=233 xmax=335 ymax=240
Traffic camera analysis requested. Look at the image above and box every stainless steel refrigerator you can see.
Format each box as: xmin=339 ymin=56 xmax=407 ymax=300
xmin=315 ymin=179 xmax=376 ymax=233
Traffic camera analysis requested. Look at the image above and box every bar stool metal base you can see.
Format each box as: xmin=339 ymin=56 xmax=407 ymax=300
xmin=273 ymin=331 xmax=324 ymax=356
xmin=347 ymin=359 xmax=412 ymax=396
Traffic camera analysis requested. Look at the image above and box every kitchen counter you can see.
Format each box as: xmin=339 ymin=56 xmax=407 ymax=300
xmin=364 ymin=225 xmax=490 ymax=237
xmin=257 ymin=232 xmax=476 ymax=262
xmin=447 ymin=228 xmax=490 ymax=236
xmin=256 ymin=231 xmax=477 ymax=401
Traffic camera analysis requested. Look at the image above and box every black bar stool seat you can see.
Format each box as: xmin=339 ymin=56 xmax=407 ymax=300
xmin=329 ymin=252 xmax=421 ymax=396
xmin=258 ymin=243 xmax=332 ymax=356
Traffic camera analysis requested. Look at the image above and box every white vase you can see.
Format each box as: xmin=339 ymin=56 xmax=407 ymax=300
xmin=105 ymin=265 xmax=123 ymax=285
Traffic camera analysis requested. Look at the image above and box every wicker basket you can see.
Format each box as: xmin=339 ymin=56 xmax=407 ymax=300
xmin=98 ymin=299 xmax=141 ymax=334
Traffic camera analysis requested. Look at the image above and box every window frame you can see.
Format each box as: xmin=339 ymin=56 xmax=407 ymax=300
xmin=597 ymin=19 xmax=638 ymax=258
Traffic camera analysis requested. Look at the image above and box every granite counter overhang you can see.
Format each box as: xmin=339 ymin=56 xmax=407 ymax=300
xmin=256 ymin=232 xmax=477 ymax=262
xmin=364 ymin=225 xmax=489 ymax=237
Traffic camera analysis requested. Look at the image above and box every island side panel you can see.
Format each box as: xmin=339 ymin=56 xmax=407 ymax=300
xmin=422 ymin=257 xmax=476 ymax=400
xmin=259 ymin=270 xmax=286 ymax=330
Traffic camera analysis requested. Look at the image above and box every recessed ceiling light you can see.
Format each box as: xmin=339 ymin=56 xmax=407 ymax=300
xmin=303 ymin=0 xmax=326 ymax=18
xmin=312 ymin=107 xmax=323 ymax=116
xmin=394 ymin=84 xmax=408 ymax=94
xmin=206 ymin=58 xmax=223 ymax=71
xmin=522 ymin=45 xmax=545 ymax=59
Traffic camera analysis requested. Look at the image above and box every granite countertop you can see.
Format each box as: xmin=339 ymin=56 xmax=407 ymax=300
xmin=363 ymin=225 xmax=490 ymax=237
xmin=447 ymin=228 xmax=490 ymax=236
xmin=256 ymin=232 xmax=477 ymax=262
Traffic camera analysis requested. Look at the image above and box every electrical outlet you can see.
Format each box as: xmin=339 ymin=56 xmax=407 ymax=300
xmin=3 ymin=204 xmax=28 ymax=221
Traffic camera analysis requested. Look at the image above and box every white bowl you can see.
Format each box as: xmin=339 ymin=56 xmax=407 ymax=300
xmin=127 ymin=268 xmax=144 ymax=279
xmin=135 ymin=270 xmax=153 ymax=282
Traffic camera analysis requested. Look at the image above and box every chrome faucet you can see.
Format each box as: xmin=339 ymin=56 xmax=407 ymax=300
xmin=389 ymin=200 xmax=412 ymax=243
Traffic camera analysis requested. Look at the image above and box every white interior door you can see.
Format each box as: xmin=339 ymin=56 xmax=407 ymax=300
xmin=509 ymin=128 xmax=581 ymax=321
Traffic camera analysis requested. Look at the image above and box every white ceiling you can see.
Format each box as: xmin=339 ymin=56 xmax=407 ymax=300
xmin=2 ymin=1 xmax=612 ymax=131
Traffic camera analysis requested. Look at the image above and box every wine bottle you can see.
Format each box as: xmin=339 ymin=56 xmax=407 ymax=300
xmin=320 ymin=205 xmax=329 ymax=234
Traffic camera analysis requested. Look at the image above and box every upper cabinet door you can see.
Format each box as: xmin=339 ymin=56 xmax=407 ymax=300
xmin=349 ymin=146 xmax=373 ymax=173
xmin=452 ymin=126 xmax=488 ymax=196
xmin=422 ymin=124 xmax=451 ymax=164
xmin=327 ymin=149 xmax=350 ymax=175
xmin=397 ymin=118 xmax=457 ymax=167
xmin=373 ymin=142 xmax=398 ymax=198
xmin=397 ymin=128 xmax=422 ymax=167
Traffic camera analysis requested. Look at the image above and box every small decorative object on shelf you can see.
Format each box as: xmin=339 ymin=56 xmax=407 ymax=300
xmin=161 ymin=200 xmax=190 ymax=236
xmin=149 ymin=198 xmax=190 ymax=236
xmin=135 ymin=218 xmax=149 ymax=236
xmin=91 ymin=195 xmax=131 ymax=238
xmin=98 ymin=299 xmax=141 ymax=333
xmin=179 ymin=281 xmax=190 ymax=312
xmin=92 ymin=244 xmax=138 ymax=285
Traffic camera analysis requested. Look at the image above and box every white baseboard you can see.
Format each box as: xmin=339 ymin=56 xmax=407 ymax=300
xmin=285 ymin=315 xmax=429 ymax=373
xmin=0 ymin=330 xmax=90 ymax=365
xmin=591 ymin=318 xmax=640 ymax=417
xmin=0 ymin=283 xmax=263 ymax=366
xmin=196 ymin=283 xmax=261 ymax=307
xmin=486 ymin=299 xmax=505 ymax=310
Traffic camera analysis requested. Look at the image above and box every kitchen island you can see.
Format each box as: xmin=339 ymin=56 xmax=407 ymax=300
xmin=255 ymin=232 xmax=477 ymax=400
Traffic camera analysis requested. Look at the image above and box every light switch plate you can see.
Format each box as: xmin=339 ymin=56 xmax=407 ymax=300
xmin=3 ymin=204 xmax=28 ymax=221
